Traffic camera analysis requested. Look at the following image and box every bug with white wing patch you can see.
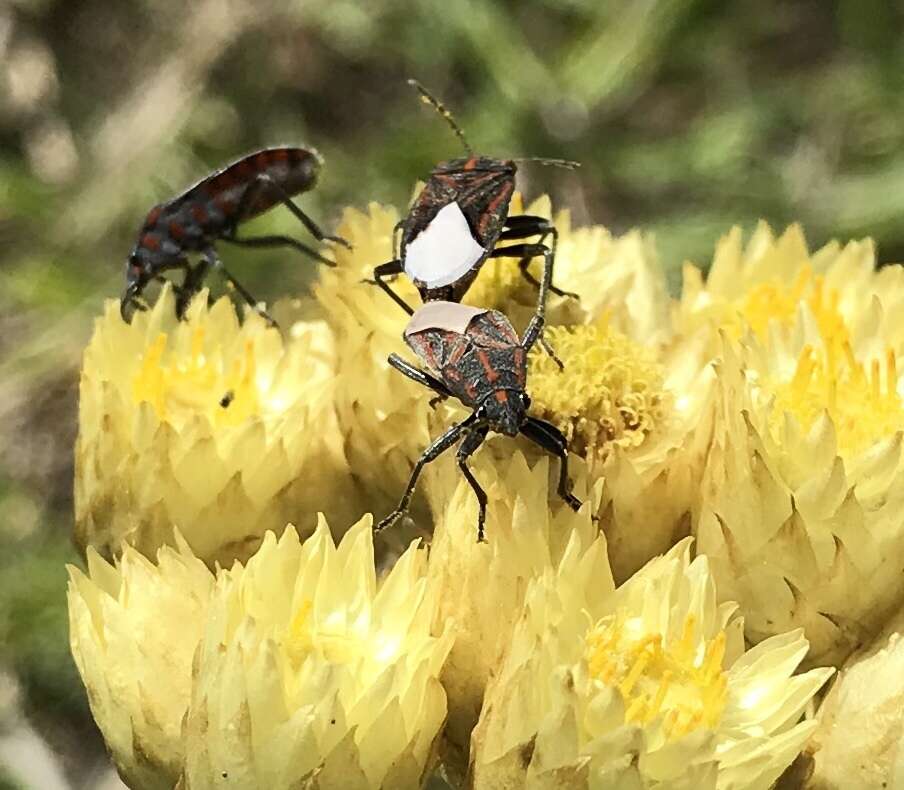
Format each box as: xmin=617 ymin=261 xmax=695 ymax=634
xmin=369 ymin=81 xmax=578 ymax=361
xmin=404 ymin=202 xmax=486 ymax=289
xmin=376 ymin=299 xmax=583 ymax=542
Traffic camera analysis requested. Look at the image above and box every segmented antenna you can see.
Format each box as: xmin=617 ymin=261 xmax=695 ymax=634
xmin=408 ymin=79 xmax=474 ymax=157
xmin=512 ymin=157 xmax=581 ymax=170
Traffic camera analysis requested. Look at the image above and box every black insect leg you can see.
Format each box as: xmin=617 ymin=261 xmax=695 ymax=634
xmin=222 ymin=235 xmax=337 ymax=267
xmin=202 ymin=249 xmax=277 ymax=327
xmin=519 ymin=416 xmax=582 ymax=511
xmin=499 ymin=216 xmax=578 ymax=299
xmin=173 ymin=258 xmax=211 ymax=318
xmin=234 ymin=174 xmax=352 ymax=249
xmin=375 ymin=413 xmax=479 ymax=533
xmin=120 ymin=282 xmax=148 ymax=322
xmin=457 ymin=426 xmax=490 ymax=542
xmin=498 ymin=243 xmax=564 ymax=369
xmin=388 ymin=353 xmax=454 ymax=407
xmin=368 ymin=260 xmax=416 ymax=315
xmin=392 ymin=219 xmax=405 ymax=259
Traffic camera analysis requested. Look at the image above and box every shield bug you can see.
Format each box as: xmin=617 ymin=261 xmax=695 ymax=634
xmin=370 ymin=80 xmax=578 ymax=336
xmin=121 ymin=146 xmax=350 ymax=324
xmin=375 ymin=300 xmax=582 ymax=542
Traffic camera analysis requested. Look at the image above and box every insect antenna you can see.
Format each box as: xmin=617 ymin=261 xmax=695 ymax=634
xmin=512 ymin=157 xmax=581 ymax=170
xmin=408 ymin=79 xmax=474 ymax=157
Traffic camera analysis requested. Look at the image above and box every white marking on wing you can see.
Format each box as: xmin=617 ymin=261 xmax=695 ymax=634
xmin=404 ymin=202 xmax=486 ymax=288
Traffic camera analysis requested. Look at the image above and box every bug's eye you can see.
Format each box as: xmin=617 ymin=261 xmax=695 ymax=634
xmin=521 ymin=392 xmax=532 ymax=410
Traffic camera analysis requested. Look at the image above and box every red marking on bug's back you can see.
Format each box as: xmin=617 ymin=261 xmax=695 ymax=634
xmin=141 ymin=233 xmax=160 ymax=252
xmin=479 ymin=179 xmax=514 ymax=238
xmin=272 ymin=148 xmax=290 ymax=163
xmin=494 ymin=390 xmax=508 ymax=404
xmin=168 ymin=221 xmax=186 ymax=240
xmin=513 ymin=347 xmax=526 ymax=386
xmin=463 ymin=157 xmax=478 ymax=171
xmin=476 ymin=350 xmax=500 ymax=383
xmin=145 ymin=206 xmax=163 ymax=227
xmin=191 ymin=204 xmax=209 ymax=224
xmin=236 ymin=158 xmax=255 ymax=178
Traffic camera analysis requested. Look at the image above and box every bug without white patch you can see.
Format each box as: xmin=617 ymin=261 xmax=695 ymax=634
xmin=404 ymin=300 xmax=489 ymax=337
xmin=403 ymin=202 xmax=486 ymax=288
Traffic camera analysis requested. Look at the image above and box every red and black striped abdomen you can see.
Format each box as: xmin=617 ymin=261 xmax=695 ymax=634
xmin=133 ymin=147 xmax=322 ymax=261
xmin=171 ymin=147 xmax=321 ymax=233
xmin=405 ymin=309 xmax=526 ymax=407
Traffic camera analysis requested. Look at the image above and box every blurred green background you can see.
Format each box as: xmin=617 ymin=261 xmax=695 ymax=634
xmin=1 ymin=0 xmax=903 ymax=786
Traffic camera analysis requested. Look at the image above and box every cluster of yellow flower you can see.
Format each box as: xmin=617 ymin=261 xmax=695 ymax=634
xmin=69 ymin=196 xmax=904 ymax=788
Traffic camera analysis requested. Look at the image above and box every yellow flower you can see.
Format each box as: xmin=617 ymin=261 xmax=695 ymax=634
xmin=422 ymin=451 xmax=599 ymax=766
xmin=470 ymin=537 xmax=833 ymax=790
xmin=182 ymin=517 xmax=453 ymax=789
xmin=808 ymin=604 xmax=904 ymax=789
xmin=527 ymin=316 xmax=715 ymax=582
xmin=74 ymin=286 xmax=353 ymax=565
xmin=691 ymin=228 xmax=904 ymax=666
xmin=68 ymin=536 xmax=213 ymax=789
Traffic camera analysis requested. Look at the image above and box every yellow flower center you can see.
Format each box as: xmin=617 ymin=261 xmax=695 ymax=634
xmin=769 ymin=342 xmax=902 ymax=455
xmin=585 ymin=612 xmax=728 ymax=739
xmin=131 ymin=328 xmax=261 ymax=426
xmin=737 ymin=264 xmax=846 ymax=343
xmin=528 ymin=320 xmax=669 ymax=460
xmin=725 ymin=262 xmax=903 ymax=455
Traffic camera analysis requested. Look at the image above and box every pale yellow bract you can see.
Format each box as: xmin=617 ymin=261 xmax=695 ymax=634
xmin=68 ymin=518 xmax=452 ymax=790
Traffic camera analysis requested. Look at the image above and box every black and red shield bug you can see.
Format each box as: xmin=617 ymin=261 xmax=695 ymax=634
xmin=370 ymin=81 xmax=578 ymax=336
xmin=375 ymin=299 xmax=582 ymax=543
xmin=121 ymin=146 xmax=350 ymax=324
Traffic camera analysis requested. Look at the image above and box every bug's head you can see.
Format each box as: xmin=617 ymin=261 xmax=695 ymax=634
xmin=121 ymin=250 xmax=149 ymax=322
xmin=481 ymin=390 xmax=529 ymax=437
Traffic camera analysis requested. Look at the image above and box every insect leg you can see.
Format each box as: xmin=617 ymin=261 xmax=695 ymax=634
xmin=237 ymin=174 xmax=352 ymax=249
xmin=375 ymin=413 xmax=479 ymax=533
xmin=457 ymin=425 xmax=490 ymax=542
xmin=202 ymin=249 xmax=277 ymax=327
xmin=221 ymin=235 xmax=337 ymax=267
xmin=393 ymin=219 xmax=405 ymax=259
xmin=497 ymin=242 xmax=564 ymax=368
xmin=120 ymin=282 xmax=148 ymax=322
xmin=367 ymin=260 xmax=416 ymax=315
xmin=388 ymin=353 xmax=454 ymax=406
xmin=519 ymin=416 xmax=583 ymax=511
xmin=499 ymin=216 xmax=578 ymax=299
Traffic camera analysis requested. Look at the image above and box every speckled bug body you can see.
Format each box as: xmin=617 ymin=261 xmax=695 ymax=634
xmin=371 ymin=81 xmax=577 ymax=341
xmin=122 ymin=146 xmax=349 ymax=323
xmin=376 ymin=300 xmax=582 ymax=542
